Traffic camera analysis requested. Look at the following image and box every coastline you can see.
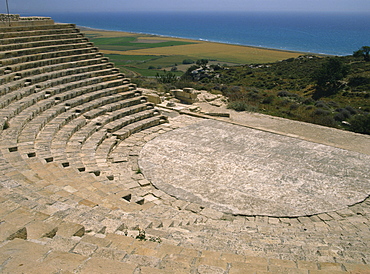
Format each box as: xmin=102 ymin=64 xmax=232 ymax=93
xmin=78 ymin=25 xmax=328 ymax=58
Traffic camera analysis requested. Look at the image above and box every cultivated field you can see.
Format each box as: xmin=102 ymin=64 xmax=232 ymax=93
xmin=83 ymin=28 xmax=302 ymax=76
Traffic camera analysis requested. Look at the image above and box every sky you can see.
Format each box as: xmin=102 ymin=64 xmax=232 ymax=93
xmin=3 ymin=0 xmax=370 ymax=14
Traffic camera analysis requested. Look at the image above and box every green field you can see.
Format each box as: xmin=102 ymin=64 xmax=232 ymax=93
xmin=84 ymin=29 xmax=302 ymax=76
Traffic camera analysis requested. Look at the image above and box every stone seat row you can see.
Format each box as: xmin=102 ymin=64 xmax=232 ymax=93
xmin=0 ymin=43 xmax=99 ymax=67
xmin=0 ymin=60 xmax=115 ymax=94
xmin=0 ymin=40 xmax=95 ymax=60
xmin=0 ymin=51 xmax=105 ymax=77
xmin=0 ymin=21 xmax=169 ymax=214
xmin=2 ymin=77 xmax=140 ymax=156
xmin=0 ymin=55 xmax=110 ymax=86
xmin=0 ymin=31 xmax=84 ymax=45
xmin=0 ymin=22 xmax=77 ymax=37
xmin=16 ymin=82 xmax=137 ymax=146
xmin=0 ymin=69 xmax=123 ymax=128
xmin=0 ymin=36 xmax=90 ymax=53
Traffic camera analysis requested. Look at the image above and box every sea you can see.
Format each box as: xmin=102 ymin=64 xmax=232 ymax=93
xmin=23 ymin=11 xmax=370 ymax=56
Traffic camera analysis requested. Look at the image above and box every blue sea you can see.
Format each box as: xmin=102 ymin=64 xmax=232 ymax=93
xmin=24 ymin=11 xmax=370 ymax=56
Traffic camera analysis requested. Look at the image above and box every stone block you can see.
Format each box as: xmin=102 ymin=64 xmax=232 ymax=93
xmin=56 ymin=222 xmax=85 ymax=238
xmin=79 ymin=257 xmax=137 ymax=273
xmin=146 ymin=93 xmax=161 ymax=105
xmin=229 ymin=261 xmax=268 ymax=274
xmin=42 ymin=250 xmax=87 ymax=272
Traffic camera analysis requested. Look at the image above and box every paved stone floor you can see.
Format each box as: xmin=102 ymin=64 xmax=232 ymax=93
xmin=139 ymin=119 xmax=370 ymax=217
xmin=117 ymin=113 xmax=370 ymax=266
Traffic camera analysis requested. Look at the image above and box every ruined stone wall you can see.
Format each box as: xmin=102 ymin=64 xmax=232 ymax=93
xmin=0 ymin=14 xmax=54 ymax=27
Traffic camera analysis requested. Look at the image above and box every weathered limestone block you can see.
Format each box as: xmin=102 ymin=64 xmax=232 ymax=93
xmin=171 ymin=88 xmax=198 ymax=104
xmin=145 ymin=93 xmax=161 ymax=105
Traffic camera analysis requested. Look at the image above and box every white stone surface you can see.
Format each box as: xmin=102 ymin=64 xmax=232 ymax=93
xmin=139 ymin=119 xmax=370 ymax=216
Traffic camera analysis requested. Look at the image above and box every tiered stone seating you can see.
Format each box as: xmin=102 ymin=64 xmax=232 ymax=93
xmin=1 ymin=14 xmax=370 ymax=273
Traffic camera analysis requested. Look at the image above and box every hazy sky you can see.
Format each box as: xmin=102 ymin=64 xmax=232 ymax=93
xmin=4 ymin=0 xmax=370 ymax=14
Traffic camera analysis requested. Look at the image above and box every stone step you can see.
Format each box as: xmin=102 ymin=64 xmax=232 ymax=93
xmin=0 ymin=32 xmax=84 ymax=45
xmin=0 ymin=22 xmax=76 ymax=35
xmin=0 ymin=44 xmax=99 ymax=67
xmin=0 ymin=41 xmax=94 ymax=59
xmin=0 ymin=71 xmax=122 ymax=134
xmin=0 ymin=36 xmax=89 ymax=52
xmin=2 ymin=236 xmax=366 ymax=273
xmin=0 ymin=55 xmax=108 ymax=86
xmin=18 ymin=82 xmax=133 ymax=144
xmin=1 ymin=52 xmax=106 ymax=78
xmin=33 ymin=90 xmax=139 ymax=160
xmin=0 ymin=60 xmax=111 ymax=98
xmin=113 ymin=116 xmax=166 ymax=140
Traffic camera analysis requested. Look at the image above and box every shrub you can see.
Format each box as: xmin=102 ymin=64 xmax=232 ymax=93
xmin=312 ymin=108 xmax=330 ymax=116
xmin=227 ymin=101 xmax=257 ymax=112
xmin=344 ymin=106 xmax=358 ymax=115
xmin=348 ymin=114 xmax=370 ymax=134
xmin=314 ymin=101 xmax=329 ymax=109
xmin=227 ymin=101 xmax=249 ymax=111
xmin=327 ymin=101 xmax=339 ymax=108
xmin=303 ymin=98 xmax=315 ymax=105
xmin=335 ymin=108 xmax=351 ymax=120
xmin=262 ymin=95 xmax=275 ymax=104
xmin=348 ymin=76 xmax=370 ymax=87
xmin=290 ymin=103 xmax=300 ymax=110
xmin=156 ymin=71 xmax=178 ymax=84
xmin=277 ymin=90 xmax=291 ymax=97
xmin=311 ymin=115 xmax=337 ymax=127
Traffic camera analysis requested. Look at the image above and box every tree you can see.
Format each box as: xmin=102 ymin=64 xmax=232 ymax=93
xmin=353 ymin=46 xmax=370 ymax=61
xmin=155 ymin=71 xmax=178 ymax=84
xmin=311 ymin=58 xmax=349 ymax=99
xmin=196 ymin=59 xmax=209 ymax=68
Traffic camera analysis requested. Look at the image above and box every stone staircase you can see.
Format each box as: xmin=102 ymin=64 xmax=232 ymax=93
xmin=1 ymin=14 xmax=370 ymax=273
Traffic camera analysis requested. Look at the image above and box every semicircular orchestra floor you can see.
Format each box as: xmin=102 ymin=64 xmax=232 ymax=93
xmin=139 ymin=119 xmax=370 ymax=217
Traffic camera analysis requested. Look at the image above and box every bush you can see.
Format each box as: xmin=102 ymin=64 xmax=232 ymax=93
xmin=345 ymin=106 xmax=358 ymax=115
xmin=311 ymin=116 xmax=337 ymax=127
xmin=262 ymin=95 xmax=275 ymax=104
xmin=277 ymin=90 xmax=292 ymax=97
xmin=156 ymin=71 xmax=178 ymax=84
xmin=348 ymin=114 xmax=370 ymax=134
xmin=334 ymin=108 xmax=351 ymax=120
xmin=314 ymin=101 xmax=329 ymax=109
xmin=303 ymin=98 xmax=315 ymax=105
xmin=227 ymin=101 xmax=257 ymax=112
xmin=290 ymin=103 xmax=300 ymax=110
xmin=312 ymin=108 xmax=330 ymax=116
xmin=182 ymin=59 xmax=194 ymax=64
xmin=348 ymin=76 xmax=370 ymax=87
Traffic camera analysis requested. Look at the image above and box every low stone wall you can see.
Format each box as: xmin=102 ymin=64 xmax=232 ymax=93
xmin=0 ymin=14 xmax=20 ymax=21
xmin=0 ymin=14 xmax=54 ymax=27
